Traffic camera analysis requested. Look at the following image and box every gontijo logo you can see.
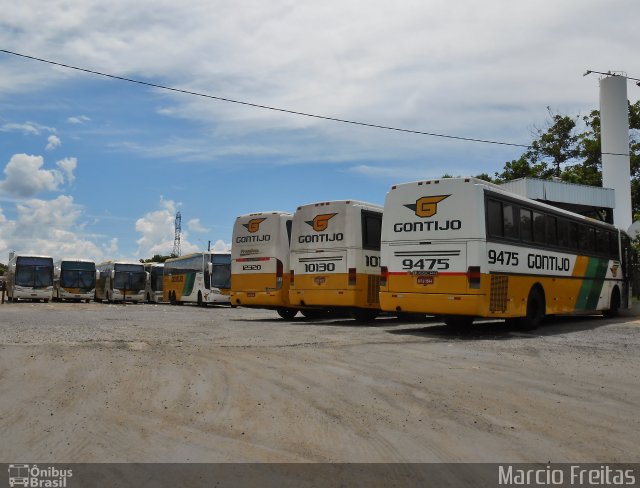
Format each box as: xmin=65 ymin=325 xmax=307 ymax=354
xmin=394 ymin=194 xmax=461 ymax=232
xmin=404 ymin=195 xmax=449 ymax=218
xmin=305 ymin=213 xmax=337 ymax=232
xmin=242 ymin=218 xmax=267 ymax=233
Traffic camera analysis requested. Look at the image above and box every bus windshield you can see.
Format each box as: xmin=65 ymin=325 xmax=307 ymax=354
xmin=114 ymin=270 xmax=146 ymax=290
xmin=60 ymin=269 xmax=96 ymax=289
xmin=16 ymin=265 xmax=53 ymax=287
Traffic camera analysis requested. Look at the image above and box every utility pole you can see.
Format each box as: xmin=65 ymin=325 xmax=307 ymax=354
xmin=172 ymin=211 xmax=182 ymax=256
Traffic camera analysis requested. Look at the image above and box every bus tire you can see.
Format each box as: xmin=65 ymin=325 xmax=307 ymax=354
xmin=603 ymin=286 xmax=620 ymax=318
xmin=444 ymin=315 xmax=474 ymax=329
xmin=352 ymin=308 xmax=379 ymax=323
xmin=276 ymin=308 xmax=298 ymax=320
xmin=520 ymin=287 xmax=545 ymax=330
xmin=170 ymin=291 xmax=176 ymax=305
xmin=197 ymin=291 xmax=205 ymax=307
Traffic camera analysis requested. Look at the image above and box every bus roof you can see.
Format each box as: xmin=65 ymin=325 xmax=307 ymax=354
xmin=296 ymin=199 xmax=383 ymax=212
xmin=388 ymin=177 xmax=621 ymax=232
xmin=236 ymin=210 xmax=293 ymax=219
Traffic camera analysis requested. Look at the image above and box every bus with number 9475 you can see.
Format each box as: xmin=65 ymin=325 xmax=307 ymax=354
xmin=379 ymin=177 xmax=631 ymax=329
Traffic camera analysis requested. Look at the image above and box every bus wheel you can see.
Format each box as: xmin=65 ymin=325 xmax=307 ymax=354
xmin=197 ymin=291 xmax=204 ymax=307
xmin=603 ymin=287 xmax=620 ymax=318
xmin=277 ymin=308 xmax=298 ymax=320
xmin=352 ymin=308 xmax=379 ymax=323
xmin=170 ymin=291 xmax=176 ymax=305
xmin=444 ymin=315 xmax=474 ymax=329
xmin=520 ymin=287 xmax=545 ymax=330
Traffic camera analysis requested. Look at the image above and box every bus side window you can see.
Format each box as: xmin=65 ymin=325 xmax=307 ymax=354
xmin=595 ymin=228 xmax=608 ymax=255
xmin=609 ymin=231 xmax=619 ymax=259
xmin=533 ymin=211 xmax=546 ymax=244
xmin=286 ymin=219 xmax=292 ymax=245
xmin=487 ymin=200 xmax=503 ymax=237
xmin=503 ymin=204 xmax=518 ymax=239
xmin=557 ymin=218 xmax=569 ymax=248
xmin=546 ymin=215 xmax=557 ymax=246
xmin=520 ymin=208 xmax=533 ymax=242
xmin=361 ymin=210 xmax=382 ymax=251
xmin=568 ymin=222 xmax=579 ymax=250
xmin=579 ymin=225 xmax=596 ymax=253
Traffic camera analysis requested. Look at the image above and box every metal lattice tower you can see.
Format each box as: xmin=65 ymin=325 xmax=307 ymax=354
xmin=172 ymin=211 xmax=182 ymax=256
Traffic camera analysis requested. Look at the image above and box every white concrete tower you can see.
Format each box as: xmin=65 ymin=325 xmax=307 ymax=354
xmin=600 ymin=75 xmax=632 ymax=230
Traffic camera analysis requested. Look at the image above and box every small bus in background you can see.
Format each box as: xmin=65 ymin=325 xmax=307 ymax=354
xmin=230 ymin=211 xmax=296 ymax=319
xmin=289 ymin=200 xmax=383 ymax=322
xmin=6 ymin=253 xmax=54 ymax=302
xmin=95 ymin=261 xmax=147 ymax=303
xmin=211 ymin=253 xmax=232 ymax=297
xmin=143 ymin=262 xmax=165 ymax=303
xmin=54 ymin=258 xmax=96 ymax=302
xmin=163 ymin=252 xmax=231 ymax=306
xmin=379 ymin=177 xmax=631 ymax=329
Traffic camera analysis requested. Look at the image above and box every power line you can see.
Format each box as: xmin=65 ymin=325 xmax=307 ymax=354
xmin=584 ymin=69 xmax=640 ymax=86
xmin=0 ymin=48 xmax=633 ymax=157
xmin=0 ymin=48 xmax=530 ymax=148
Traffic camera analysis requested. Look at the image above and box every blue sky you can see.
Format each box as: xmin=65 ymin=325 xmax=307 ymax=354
xmin=0 ymin=0 xmax=638 ymax=262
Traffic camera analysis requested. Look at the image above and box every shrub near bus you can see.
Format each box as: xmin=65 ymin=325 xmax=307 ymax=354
xmin=379 ymin=178 xmax=630 ymax=328
xmin=230 ymin=211 xmax=297 ymax=319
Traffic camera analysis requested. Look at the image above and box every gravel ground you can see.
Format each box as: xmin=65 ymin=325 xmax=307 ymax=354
xmin=0 ymin=301 xmax=638 ymax=463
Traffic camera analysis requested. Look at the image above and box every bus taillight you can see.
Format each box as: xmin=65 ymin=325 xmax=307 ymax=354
xmin=467 ymin=266 xmax=481 ymax=289
xmin=290 ymin=270 xmax=295 ymax=286
xmin=276 ymin=259 xmax=283 ymax=289
xmin=380 ymin=266 xmax=388 ymax=287
xmin=348 ymin=268 xmax=357 ymax=286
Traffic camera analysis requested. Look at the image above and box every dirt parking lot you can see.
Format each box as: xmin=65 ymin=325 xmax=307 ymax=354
xmin=0 ymin=301 xmax=638 ymax=463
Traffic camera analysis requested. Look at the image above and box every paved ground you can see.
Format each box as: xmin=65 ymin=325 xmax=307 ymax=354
xmin=0 ymin=301 xmax=638 ymax=462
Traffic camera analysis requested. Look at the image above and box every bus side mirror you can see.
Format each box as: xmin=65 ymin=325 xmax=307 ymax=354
xmin=110 ymin=270 xmax=116 ymax=280
xmin=96 ymin=271 xmax=101 ymax=280
xmin=146 ymin=271 xmax=150 ymax=281
xmin=208 ymin=263 xmax=213 ymax=275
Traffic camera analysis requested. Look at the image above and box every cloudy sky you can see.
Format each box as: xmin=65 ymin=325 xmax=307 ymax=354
xmin=0 ymin=0 xmax=638 ymax=262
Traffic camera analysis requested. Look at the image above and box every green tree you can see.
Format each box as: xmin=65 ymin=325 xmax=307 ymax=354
xmin=140 ymin=254 xmax=176 ymax=264
xmin=493 ymin=100 xmax=640 ymax=215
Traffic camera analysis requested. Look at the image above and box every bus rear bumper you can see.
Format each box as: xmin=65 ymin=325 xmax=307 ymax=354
xmin=380 ymin=291 xmax=486 ymax=316
xmin=231 ymin=290 xmax=291 ymax=308
xmin=290 ymin=289 xmax=379 ymax=309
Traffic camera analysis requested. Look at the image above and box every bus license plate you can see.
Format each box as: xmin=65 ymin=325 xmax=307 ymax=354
xmin=247 ymin=292 xmax=255 ymax=297
xmin=417 ymin=276 xmax=434 ymax=285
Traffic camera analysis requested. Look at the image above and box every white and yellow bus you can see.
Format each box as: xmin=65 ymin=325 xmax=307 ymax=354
xmin=6 ymin=253 xmax=54 ymax=302
xmin=163 ymin=252 xmax=231 ymax=306
xmin=289 ymin=200 xmax=383 ymax=322
xmin=54 ymin=258 xmax=96 ymax=302
xmin=230 ymin=211 xmax=296 ymax=319
xmin=143 ymin=262 xmax=165 ymax=303
xmin=95 ymin=261 xmax=147 ymax=303
xmin=380 ymin=177 xmax=631 ymax=328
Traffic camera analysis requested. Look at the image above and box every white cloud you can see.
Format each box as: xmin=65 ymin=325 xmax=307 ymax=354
xmin=56 ymin=157 xmax=77 ymax=184
xmin=0 ymin=154 xmax=65 ymax=197
xmin=210 ymin=239 xmax=230 ymax=253
xmin=135 ymin=199 xmax=199 ymax=258
xmin=45 ymin=135 xmax=61 ymax=151
xmin=0 ymin=196 xmax=104 ymax=261
xmin=0 ymin=122 xmax=55 ymax=135
xmin=187 ymin=218 xmax=208 ymax=233
xmin=67 ymin=115 xmax=91 ymax=124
